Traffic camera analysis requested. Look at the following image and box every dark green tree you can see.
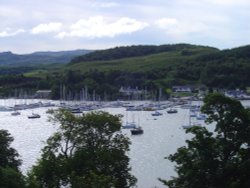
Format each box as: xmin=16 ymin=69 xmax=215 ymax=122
xmin=0 ymin=129 xmax=25 ymax=188
xmin=27 ymin=110 xmax=136 ymax=188
xmin=160 ymin=93 xmax=250 ymax=188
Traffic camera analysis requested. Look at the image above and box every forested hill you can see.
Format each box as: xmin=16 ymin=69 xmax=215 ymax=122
xmin=2 ymin=43 xmax=250 ymax=99
xmin=66 ymin=44 xmax=250 ymax=90
xmin=0 ymin=49 xmax=91 ymax=66
xmin=196 ymin=44 xmax=250 ymax=61
xmin=70 ymin=44 xmax=218 ymax=64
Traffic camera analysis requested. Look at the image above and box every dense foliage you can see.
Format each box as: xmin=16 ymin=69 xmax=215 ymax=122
xmin=70 ymin=43 xmax=216 ymax=63
xmin=0 ymin=129 xmax=25 ymax=188
xmin=27 ymin=110 xmax=136 ymax=188
xmin=160 ymin=94 xmax=250 ymax=188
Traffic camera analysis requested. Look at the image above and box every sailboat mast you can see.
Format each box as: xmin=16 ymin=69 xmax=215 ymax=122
xmin=189 ymin=100 xmax=191 ymax=126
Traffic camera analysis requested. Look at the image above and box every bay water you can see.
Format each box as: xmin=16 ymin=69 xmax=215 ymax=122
xmin=1 ymin=99 xmax=247 ymax=187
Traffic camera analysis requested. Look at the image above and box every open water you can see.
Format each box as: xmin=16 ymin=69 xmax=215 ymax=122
xmin=0 ymin=99 xmax=248 ymax=188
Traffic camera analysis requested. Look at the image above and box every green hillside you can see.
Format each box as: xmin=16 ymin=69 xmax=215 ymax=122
xmin=67 ymin=44 xmax=218 ymax=73
xmin=1 ymin=43 xmax=250 ymax=100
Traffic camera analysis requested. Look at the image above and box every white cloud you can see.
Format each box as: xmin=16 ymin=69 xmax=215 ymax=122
xmin=0 ymin=29 xmax=25 ymax=37
xmin=56 ymin=16 xmax=148 ymax=38
xmin=31 ymin=22 xmax=62 ymax=34
xmin=2 ymin=0 xmax=250 ymax=53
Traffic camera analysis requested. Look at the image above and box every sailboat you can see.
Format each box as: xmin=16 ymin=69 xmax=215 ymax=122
xmin=167 ymin=108 xmax=178 ymax=114
xmin=182 ymin=101 xmax=201 ymax=129
xmin=130 ymin=114 xmax=143 ymax=135
xmin=122 ymin=111 xmax=136 ymax=129
xmin=196 ymin=113 xmax=207 ymax=120
xmin=151 ymin=111 xmax=163 ymax=116
xmin=28 ymin=112 xmax=41 ymax=119
xmin=131 ymin=126 xmax=143 ymax=135
xmin=11 ymin=99 xmax=21 ymax=116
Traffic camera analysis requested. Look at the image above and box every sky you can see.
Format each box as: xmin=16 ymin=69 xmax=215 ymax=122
xmin=1 ymin=0 xmax=250 ymax=54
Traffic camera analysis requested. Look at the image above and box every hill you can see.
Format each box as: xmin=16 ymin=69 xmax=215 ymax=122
xmin=63 ymin=44 xmax=250 ymax=95
xmin=70 ymin=43 xmax=218 ymax=64
xmin=1 ymin=43 xmax=250 ymax=99
xmin=0 ymin=49 xmax=92 ymax=67
xmin=68 ymin=44 xmax=218 ymax=72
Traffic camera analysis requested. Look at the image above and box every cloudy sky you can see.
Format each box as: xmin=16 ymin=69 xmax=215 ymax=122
xmin=1 ymin=0 xmax=250 ymax=53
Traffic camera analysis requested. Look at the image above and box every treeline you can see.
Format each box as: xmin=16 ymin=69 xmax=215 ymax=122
xmin=0 ymin=69 xmax=169 ymax=100
xmin=197 ymin=44 xmax=250 ymax=61
xmin=70 ymin=43 xmax=217 ymax=63
xmin=0 ymin=66 xmax=35 ymax=75
xmin=51 ymin=69 xmax=167 ymax=100
xmin=173 ymin=46 xmax=250 ymax=88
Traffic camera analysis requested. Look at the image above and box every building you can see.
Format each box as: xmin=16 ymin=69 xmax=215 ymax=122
xmin=34 ymin=90 xmax=52 ymax=99
xmin=119 ymin=87 xmax=144 ymax=96
xmin=172 ymin=85 xmax=207 ymax=94
xmin=172 ymin=86 xmax=192 ymax=93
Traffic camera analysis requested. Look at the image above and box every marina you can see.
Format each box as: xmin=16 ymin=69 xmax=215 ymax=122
xmin=0 ymin=99 xmax=248 ymax=187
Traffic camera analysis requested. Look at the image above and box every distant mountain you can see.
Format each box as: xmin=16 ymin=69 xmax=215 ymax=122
xmin=0 ymin=49 xmax=92 ymax=66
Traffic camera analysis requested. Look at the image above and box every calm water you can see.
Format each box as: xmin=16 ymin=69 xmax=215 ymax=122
xmin=0 ymin=99 xmax=248 ymax=188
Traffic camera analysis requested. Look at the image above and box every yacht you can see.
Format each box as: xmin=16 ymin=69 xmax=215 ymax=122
xmin=167 ymin=108 xmax=178 ymax=114
xmin=131 ymin=126 xmax=144 ymax=135
xmin=122 ymin=122 xmax=136 ymax=129
xmin=28 ymin=113 xmax=41 ymax=119
xmin=151 ymin=111 xmax=163 ymax=116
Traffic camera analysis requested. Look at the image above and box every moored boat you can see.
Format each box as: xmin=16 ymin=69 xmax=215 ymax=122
xmin=131 ymin=126 xmax=144 ymax=135
xmin=122 ymin=122 xmax=136 ymax=129
xmin=11 ymin=111 xmax=21 ymax=116
xmin=167 ymin=108 xmax=178 ymax=114
xmin=151 ymin=111 xmax=163 ymax=116
xmin=196 ymin=113 xmax=207 ymax=120
xmin=182 ymin=123 xmax=201 ymax=129
xmin=70 ymin=108 xmax=82 ymax=114
xmin=182 ymin=101 xmax=201 ymax=129
xmin=28 ymin=113 xmax=41 ymax=119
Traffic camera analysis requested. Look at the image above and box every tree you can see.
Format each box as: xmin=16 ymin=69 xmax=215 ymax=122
xmin=27 ymin=110 xmax=137 ymax=188
xmin=160 ymin=93 xmax=250 ymax=188
xmin=0 ymin=129 xmax=25 ymax=188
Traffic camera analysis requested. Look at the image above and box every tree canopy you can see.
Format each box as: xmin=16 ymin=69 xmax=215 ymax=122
xmin=160 ymin=93 xmax=250 ymax=188
xmin=70 ymin=44 xmax=214 ymax=63
xmin=0 ymin=129 xmax=25 ymax=188
xmin=27 ymin=110 xmax=136 ymax=188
